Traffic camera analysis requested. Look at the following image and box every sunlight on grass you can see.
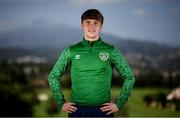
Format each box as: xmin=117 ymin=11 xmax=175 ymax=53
xmin=33 ymin=87 xmax=180 ymax=117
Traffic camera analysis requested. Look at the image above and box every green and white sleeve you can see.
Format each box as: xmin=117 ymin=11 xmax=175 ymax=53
xmin=111 ymin=47 xmax=135 ymax=109
xmin=48 ymin=47 xmax=71 ymax=109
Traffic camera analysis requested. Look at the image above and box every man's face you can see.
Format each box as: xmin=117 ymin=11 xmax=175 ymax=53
xmin=81 ymin=19 xmax=102 ymax=41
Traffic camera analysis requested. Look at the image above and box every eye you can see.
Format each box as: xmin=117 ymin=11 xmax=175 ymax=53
xmin=94 ymin=21 xmax=100 ymax=26
xmin=94 ymin=21 xmax=97 ymax=25
xmin=85 ymin=21 xmax=90 ymax=25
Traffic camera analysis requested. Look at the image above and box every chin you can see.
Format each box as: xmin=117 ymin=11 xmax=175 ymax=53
xmin=87 ymin=34 xmax=98 ymax=39
xmin=88 ymin=36 xmax=98 ymax=40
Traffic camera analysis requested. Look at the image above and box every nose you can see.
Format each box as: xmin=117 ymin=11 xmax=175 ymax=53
xmin=89 ymin=22 xmax=95 ymax=26
xmin=89 ymin=23 xmax=96 ymax=31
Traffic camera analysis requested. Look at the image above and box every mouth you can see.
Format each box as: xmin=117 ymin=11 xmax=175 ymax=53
xmin=88 ymin=30 xmax=96 ymax=33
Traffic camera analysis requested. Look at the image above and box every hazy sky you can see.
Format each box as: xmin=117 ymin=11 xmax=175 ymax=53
xmin=0 ymin=0 xmax=180 ymax=46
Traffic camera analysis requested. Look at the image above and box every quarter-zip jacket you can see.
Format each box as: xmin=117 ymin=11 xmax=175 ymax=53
xmin=48 ymin=37 xmax=135 ymax=109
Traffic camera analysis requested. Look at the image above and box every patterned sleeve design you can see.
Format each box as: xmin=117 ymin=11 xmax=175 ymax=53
xmin=110 ymin=47 xmax=135 ymax=109
xmin=48 ymin=47 xmax=71 ymax=109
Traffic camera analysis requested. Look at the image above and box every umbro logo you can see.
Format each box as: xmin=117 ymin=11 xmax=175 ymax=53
xmin=75 ymin=54 xmax=81 ymax=60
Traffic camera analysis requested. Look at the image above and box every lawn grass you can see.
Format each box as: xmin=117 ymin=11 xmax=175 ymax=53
xmin=127 ymin=87 xmax=180 ymax=117
xmin=33 ymin=87 xmax=180 ymax=117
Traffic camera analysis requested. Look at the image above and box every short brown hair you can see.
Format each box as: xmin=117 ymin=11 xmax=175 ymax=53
xmin=81 ymin=9 xmax=104 ymax=25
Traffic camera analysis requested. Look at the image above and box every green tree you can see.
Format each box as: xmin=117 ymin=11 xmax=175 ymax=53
xmin=0 ymin=61 xmax=39 ymax=116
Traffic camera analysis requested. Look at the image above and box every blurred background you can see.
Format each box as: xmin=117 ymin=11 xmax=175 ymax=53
xmin=0 ymin=0 xmax=180 ymax=117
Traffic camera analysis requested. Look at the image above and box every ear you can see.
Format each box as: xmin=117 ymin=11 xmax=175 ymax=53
xmin=100 ymin=24 xmax=103 ymax=31
xmin=80 ymin=21 xmax=83 ymax=28
xmin=81 ymin=21 xmax=84 ymax=29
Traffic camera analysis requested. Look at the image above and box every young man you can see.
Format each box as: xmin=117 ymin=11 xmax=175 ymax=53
xmin=48 ymin=9 xmax=135 ymax=117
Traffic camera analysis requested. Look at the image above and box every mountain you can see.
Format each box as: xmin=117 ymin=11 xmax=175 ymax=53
xmin=0 ymin=24 xmax=82 ymax=49
xmin=0 ymin=23 xmax=179 ymax=50
xmin=0 ymin=24 xmax=180 ymax=70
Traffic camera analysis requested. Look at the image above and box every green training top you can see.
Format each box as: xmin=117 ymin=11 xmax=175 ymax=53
xmin=48 ymin=37 xmax=135 ymax=109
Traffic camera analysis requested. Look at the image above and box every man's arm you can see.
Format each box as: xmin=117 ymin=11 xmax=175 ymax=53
xmin=111 ymin=47 xmax=135 ymax=109
xmin=48 ymin=47 xmax=71 ymax=109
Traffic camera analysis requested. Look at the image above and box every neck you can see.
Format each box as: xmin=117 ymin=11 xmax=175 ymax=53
xmin=84 ymin=35 xmax=99 ymax=42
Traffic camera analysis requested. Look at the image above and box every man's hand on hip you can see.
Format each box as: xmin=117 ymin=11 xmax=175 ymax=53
xmin=100 ymin=102 xmax=119 ymax=115
xmin=61 ymin=102 xmax=77 ymax=113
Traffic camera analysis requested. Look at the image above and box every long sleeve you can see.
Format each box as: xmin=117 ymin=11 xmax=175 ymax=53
xmin=110 ymin=47 xmax=135 ymax=109
xmin=48 ymin=47 xmax=71 ymax=109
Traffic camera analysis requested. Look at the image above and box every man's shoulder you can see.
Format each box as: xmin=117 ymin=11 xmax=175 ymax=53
xmin=67 ymin=41 xmax=83 ymax=51
xmin=101 ymin=40 xmax=115 ymax=50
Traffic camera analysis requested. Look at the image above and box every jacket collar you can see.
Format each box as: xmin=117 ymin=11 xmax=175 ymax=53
xmin=82 ymin=37 xmax=102 ymax=46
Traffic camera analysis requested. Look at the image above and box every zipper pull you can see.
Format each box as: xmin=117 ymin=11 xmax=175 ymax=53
xmin=89 ymin=45 xmax=92 ymax=53
xmin=89 ymin=42 xmax=93 ymax=53
xmin=89 ymin=47 xmax=92 ymax=53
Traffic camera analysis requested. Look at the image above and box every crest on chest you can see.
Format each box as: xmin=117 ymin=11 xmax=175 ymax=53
xmin=99 ymin=52 xmax=109 ymax=61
